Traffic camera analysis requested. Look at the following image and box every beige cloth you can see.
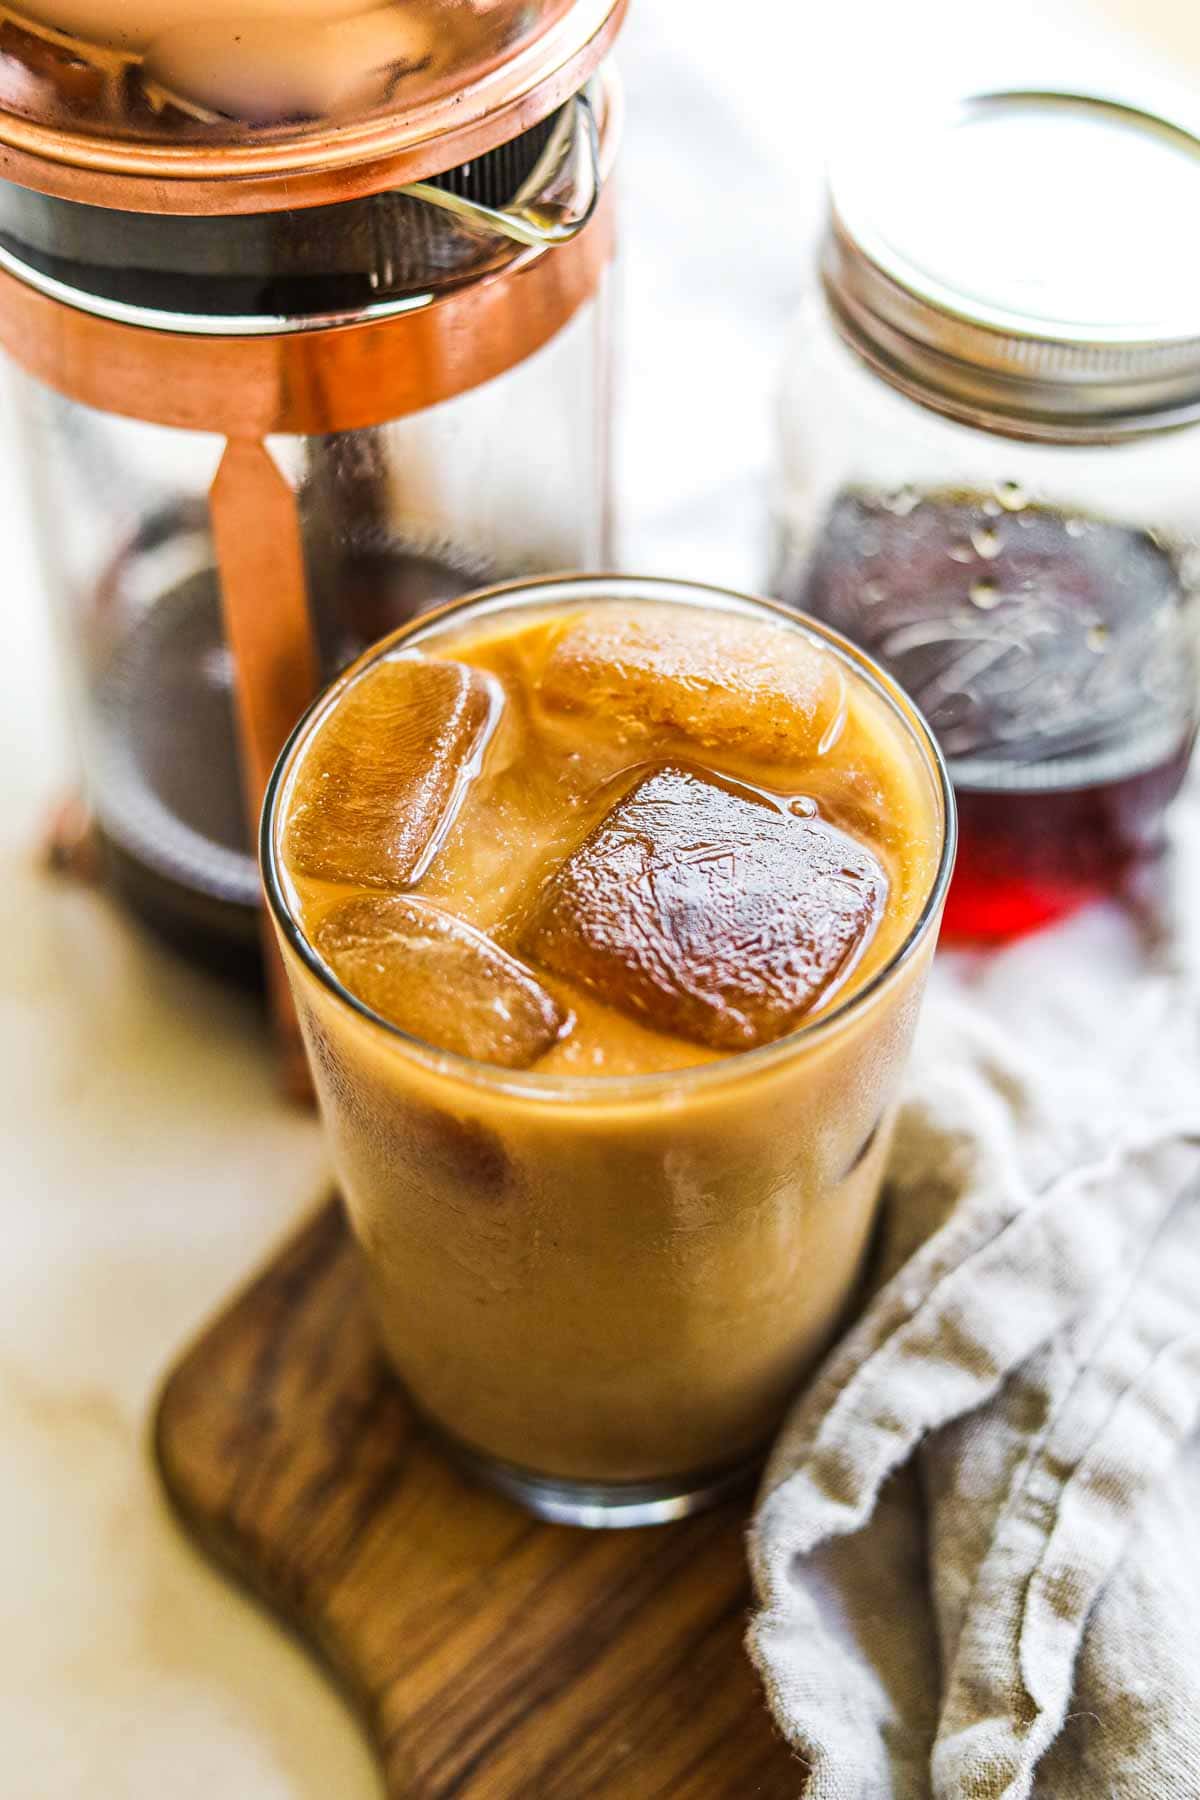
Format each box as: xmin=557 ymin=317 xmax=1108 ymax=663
xmin=749 ymin=783 xmax=1200 ymax=1798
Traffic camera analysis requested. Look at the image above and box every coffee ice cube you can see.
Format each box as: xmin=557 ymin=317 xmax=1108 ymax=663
xmin=285 ymin=655 xmax=495 ymax=889
xmin=539 ymin=604 xmax=846 ymax=764
xmin=523 ymin=766 xmax=886 ymax=1052
xmin=314 ymin=893 xmax=569 ymax=1070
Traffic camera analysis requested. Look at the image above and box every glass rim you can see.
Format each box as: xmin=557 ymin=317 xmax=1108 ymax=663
xmin=261 ymin=572 xmax=958 ymax=1104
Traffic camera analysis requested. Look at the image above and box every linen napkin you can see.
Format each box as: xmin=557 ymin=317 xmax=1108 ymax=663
xmin=749 ymin=780 xmax=1200 ymax=1799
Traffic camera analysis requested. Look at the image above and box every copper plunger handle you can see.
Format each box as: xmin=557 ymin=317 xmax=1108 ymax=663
xmin=210 ymin=439 xmax=318 ymax=1098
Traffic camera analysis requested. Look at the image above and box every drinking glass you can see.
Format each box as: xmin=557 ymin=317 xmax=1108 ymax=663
xmin=262 ymin=575 xmax=955 ymax=1526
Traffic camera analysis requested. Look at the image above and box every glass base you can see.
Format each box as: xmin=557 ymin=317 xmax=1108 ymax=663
xmin=434 ymin=1428 xmax=760 ymax=1529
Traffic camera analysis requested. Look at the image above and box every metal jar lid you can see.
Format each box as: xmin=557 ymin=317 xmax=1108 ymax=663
xmin=823 ymin=90 xmax=1200 ymax=442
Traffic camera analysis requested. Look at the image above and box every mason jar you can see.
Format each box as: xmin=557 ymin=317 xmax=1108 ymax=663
xmin=771 ymin=90 xmax=1200 ymax=940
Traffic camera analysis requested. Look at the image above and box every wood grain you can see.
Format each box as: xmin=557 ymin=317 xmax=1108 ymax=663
xmin=155 ymin=1200 xmax=803 ymax=1799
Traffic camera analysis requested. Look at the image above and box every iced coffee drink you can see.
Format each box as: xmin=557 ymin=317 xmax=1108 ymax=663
xmin=263 ymin=576 xmax=953 ymax=1524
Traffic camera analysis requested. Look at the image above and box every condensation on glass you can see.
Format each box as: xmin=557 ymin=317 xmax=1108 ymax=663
xmin=771 ymin=91 xmax=1200 ymax=941
xmin=0 ymin=0 xmax=625 ymax=976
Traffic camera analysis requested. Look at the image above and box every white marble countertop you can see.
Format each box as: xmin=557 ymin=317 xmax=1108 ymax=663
xmin=3 ymin=2 xmax=1199 ymax=1793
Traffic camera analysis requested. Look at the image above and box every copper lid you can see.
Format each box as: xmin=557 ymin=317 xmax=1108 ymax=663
xmin=0 ymin=0 xmax=625 ymax=212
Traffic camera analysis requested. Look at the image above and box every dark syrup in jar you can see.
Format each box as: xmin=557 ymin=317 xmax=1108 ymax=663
xmin=794 ymin=489 xmax=1199 ymax=940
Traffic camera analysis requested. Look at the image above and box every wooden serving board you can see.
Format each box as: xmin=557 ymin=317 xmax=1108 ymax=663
xmin=155 ymin=1200 xmax=802 ymax=1798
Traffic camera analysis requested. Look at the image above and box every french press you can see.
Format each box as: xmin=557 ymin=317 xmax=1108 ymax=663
xmin=0 ymin=0 xmax=625 ymax=981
